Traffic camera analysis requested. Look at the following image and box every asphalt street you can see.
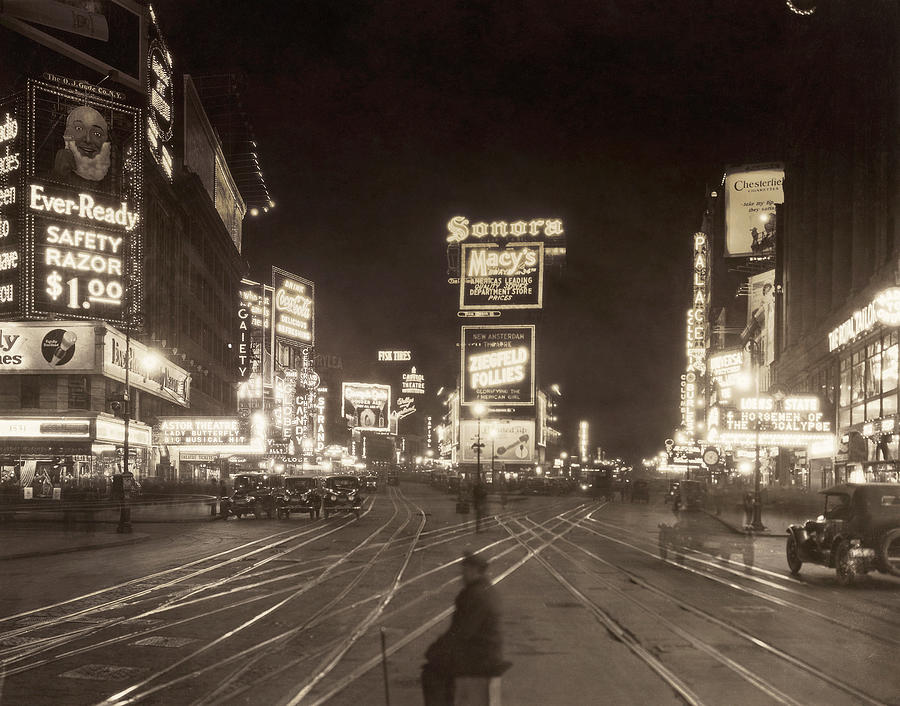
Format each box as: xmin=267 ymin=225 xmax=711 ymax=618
xmin=1 ymin=483 xmax=898 ymax=705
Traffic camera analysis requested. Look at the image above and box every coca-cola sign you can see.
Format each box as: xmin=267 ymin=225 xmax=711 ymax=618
xmin=272 ymin=266 xmax=314 ymax=345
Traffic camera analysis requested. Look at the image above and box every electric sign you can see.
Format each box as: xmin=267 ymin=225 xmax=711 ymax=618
xmin=342 ymin=382 xmax=391 ymax=431
xmin=461 ymin=325 xmax=535 ymax=407
xmin=459 ymin=242 xmax=544 ymax=309
xmin=272 ymin=266 xmax=314 ymax=346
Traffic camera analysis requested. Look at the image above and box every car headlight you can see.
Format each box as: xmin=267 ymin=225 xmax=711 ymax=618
xmin=329 ymin=493 xmax=337 ymax=501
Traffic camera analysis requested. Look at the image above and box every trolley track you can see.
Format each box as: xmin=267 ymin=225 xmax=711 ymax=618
xmin=518 ymin=514 xmax=890 ymax=706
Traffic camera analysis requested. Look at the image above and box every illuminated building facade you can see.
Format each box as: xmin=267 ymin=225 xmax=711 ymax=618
xmin=0 ymin=5 xmax=271 ymax=487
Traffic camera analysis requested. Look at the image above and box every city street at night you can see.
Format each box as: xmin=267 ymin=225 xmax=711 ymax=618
xmin=1 ymin=1 xmax=899 ymax=704
xmin=2 ymin=484 xmax=899 ymax=705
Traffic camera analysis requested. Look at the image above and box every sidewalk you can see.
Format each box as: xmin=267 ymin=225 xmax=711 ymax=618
xmin=0 ymin=521 xmax=150 ymax=560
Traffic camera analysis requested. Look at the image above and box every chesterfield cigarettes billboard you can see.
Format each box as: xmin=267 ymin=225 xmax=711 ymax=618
xmin=460 ymin=419 xmax=535 ymax=463
xmin=342 ymin=382 xmax=391 ymax=431
xmin=460 ymin=242 xmax=543 ymax=309
xmin=724 ymin=164 xmax=784 ymax=258
xmin=461 ymin=325 xmax=535 ymax=407
xmin=272 ymin=267 xmax=314 ymax=346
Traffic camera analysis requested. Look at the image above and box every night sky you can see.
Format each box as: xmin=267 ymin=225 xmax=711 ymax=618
xmin=155 ymin=0 xmax=789 ymax=462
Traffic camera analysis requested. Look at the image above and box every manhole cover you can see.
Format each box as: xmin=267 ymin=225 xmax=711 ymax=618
xmin=133 ymin=636 xmax=197 ymax=648
xmin=61 ymin=664 xmax=146 ymax=681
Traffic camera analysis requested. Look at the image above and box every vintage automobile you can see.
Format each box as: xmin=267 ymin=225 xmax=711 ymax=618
xmin=275 ymin=476 xmax=322 ymax=520
xmin=786 ymin=483 xmax=900 ymax=585
xmin=229 ymin=472 xmax=283 ymax=519
xmin=322 ymin=475 xmax=364 ymax=519
xmin=363 ymin=474 xmax=378 ymax=492
xmin=659 ymin=511 xmax=754 ymax=570
xmin=630 ymin=479 xmax=650 ymax=503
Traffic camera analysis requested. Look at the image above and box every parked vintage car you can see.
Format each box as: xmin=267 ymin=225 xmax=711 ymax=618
xmin=786 ymin=483 xmax=900 ymax=585
xmin=275 ymin=476 xmax=322 ymax=519
xmin=322 ymin=475 xmax=364 ymax=519
xmin=631 ymin=479 xmax=650 ymax=503
xmin=229 ymin=472 xmax=283 ymax=519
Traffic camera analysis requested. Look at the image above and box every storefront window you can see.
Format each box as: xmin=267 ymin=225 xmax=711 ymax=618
xmin=867 ymin=398 xmax=881 ymax=421
xmin=840 ymin=360 xmax=851 ymax=407
xmin=883 ymin=344 xmax=898 ymax=393
xmin=851 ymin=359 xmax=866 ymax=403
xmin=866 ymin=344 xmax=882 ymax=398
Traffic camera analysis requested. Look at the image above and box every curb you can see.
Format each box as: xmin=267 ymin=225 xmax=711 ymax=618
xmin=0 ymin=533 xmax=150 ymax=561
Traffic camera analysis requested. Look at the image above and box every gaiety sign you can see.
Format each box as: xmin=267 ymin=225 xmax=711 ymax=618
xmin=460 ymin=242 xmax=544 ymax=309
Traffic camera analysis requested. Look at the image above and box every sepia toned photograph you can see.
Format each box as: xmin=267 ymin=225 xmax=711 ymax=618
xmin=0 ymin=1 xmax=897 ymax=704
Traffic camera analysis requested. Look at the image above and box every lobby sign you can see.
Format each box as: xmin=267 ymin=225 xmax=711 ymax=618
xmin=461 ymin=325 xmax=535 ymax=407
xmin=272 ymin=266 xmax=314 ymax=346
xmin=342 ymin=382 xmax=391 ymax=431
xmin=723 ymin=164 xmax=784 ymax=258
xmin=459 ymin=419 xmax=535 ymax=463
xmin=459 ymin=242 xmax=544 ymax=310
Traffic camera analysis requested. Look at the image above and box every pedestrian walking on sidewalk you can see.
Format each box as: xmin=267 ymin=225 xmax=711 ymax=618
xmin=422 ymin=550 xmax=510 ymax=706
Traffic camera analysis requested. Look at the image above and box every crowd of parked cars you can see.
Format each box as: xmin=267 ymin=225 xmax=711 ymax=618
xmin=223 ymin=471 xmax=373 ymax=521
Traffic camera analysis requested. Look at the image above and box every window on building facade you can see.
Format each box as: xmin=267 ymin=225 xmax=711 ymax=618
xmin=67 ymin=376 xmax=91 ymax=410
xmin=21 ymin=376 xmax=40 ymax=408
xmin=838 ymin=331 xmax=900 ymax=428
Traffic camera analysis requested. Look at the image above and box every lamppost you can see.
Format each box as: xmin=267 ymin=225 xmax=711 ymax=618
xmin=489 ymin=426 xmax=497 ymax=486
xmin=746 ymin=339 xmax=766 ymax=532
xmin=472 ymin=404 xmax=486 ymax=485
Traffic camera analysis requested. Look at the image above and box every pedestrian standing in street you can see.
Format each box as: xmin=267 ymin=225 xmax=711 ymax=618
xmin=422 ymin=550 xmax=510 ymax=706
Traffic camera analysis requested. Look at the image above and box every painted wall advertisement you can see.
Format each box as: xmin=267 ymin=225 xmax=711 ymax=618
xmin=342 ymin=382 xmax=391 ymax=431
xmin=459 ymin=242 xmax=543 ymax=309
xmin=0 ymin=321 xmax=97 ymax=372
xmin=723 ymin=164 xmax=784 ymax=258
xmin=461 ymin=325 xmax=535 ymax=406
xmin=459 ymin=419 xmax=535 ymax=464
xmin=272 ymin=266 xmax=314 ymax=346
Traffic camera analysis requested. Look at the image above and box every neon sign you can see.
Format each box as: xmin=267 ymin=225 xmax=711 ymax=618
xmin=460 ymin=242 xmax=544 ymax=310
xmin=272 ymin=267 xmax=314 ymax=346
xmin=462 ymin=325 xmax=535 ymax=406
xmin=146 ymin=14 xmax=175 ymax=181
xmin=402 ymin=367 xmax=425 ymax=395
xmin=447 ymin=215 xmax=564 ymax=243
xmin=378 ymin=350 xmax=411 ymax=361
xmin=826 ymin=286 xmax=900 ymax=352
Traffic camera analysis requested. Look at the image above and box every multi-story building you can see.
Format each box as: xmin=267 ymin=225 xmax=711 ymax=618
xmin=0 ymin=5 xmax=264 ymax=490
xmin=773 ymin=1 xmax=899 ymax=487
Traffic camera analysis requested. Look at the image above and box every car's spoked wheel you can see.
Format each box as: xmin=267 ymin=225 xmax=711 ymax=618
xmin=880 ymin=529 xmax=900 ymax=576
xmin=835 ymin=540 xmax=856 ymax=586
xmin=786 ymin=535 xmax=802 ymax=575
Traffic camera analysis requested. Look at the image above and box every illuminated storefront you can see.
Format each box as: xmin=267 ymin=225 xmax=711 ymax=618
xmin=828 ymin=287 xmax=900 ymax=482
xmin=155 ymin=416 xmax=265 ymax=481
xmin=0 ymin=413 xmax=151 ymax=499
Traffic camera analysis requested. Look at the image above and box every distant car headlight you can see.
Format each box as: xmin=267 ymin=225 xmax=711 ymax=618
xmin=329 ymin=493 xmax=337 ymax=501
